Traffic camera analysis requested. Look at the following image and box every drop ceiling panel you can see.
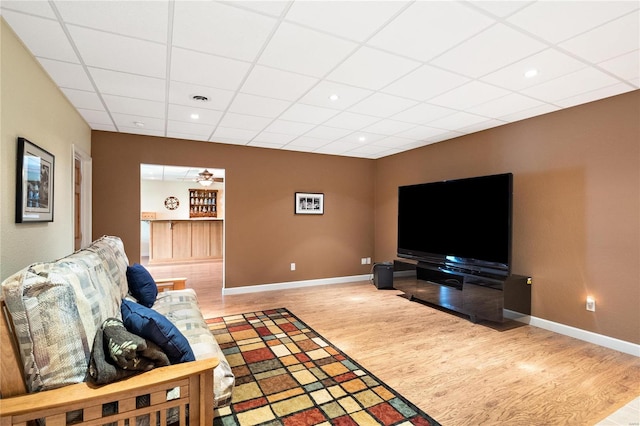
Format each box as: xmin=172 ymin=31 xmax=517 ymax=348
xmin=258 ymin=22 xmax=358 ymax=77
xmin=172 ymin=1 xmax=276 ymax=62
xmin=2 ymin=0 xmax=637 ymax=159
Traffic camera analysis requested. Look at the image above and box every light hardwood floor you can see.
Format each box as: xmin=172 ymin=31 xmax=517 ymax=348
xmin=145 ymin=260 xmax=640 ymax=426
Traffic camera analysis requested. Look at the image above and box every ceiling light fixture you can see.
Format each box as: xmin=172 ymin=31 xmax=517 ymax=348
xmin=329 ymin=94 xmax=340 ymax=101
xmin=192 ymin=95 xmax=209 ymax=102
xmin=133 ymin=121 xmax=145 ymax=128
xmin=197 ymin=169 xmax=214 ymax=187
xmin=190 ymin=113 xmax=200 ymax=120
xmin=358 ymin=136 xmax=366 ymax=142
xmin=524 ymin=68 xmax=538 ymax=78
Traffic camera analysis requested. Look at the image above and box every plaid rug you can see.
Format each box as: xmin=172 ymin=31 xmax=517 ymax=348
xmin=208 ymin=308 xmax=440 ymax=426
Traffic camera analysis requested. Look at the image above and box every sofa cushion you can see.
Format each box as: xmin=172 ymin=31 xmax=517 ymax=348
xmin=121 ymin=299 xmax=195 ymax=364
xmin=126 ymin=263 xmax=158 ymax=308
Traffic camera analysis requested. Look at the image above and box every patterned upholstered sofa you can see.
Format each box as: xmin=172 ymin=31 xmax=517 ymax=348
xmin=0 ymin=235 xmax=234 ymax=425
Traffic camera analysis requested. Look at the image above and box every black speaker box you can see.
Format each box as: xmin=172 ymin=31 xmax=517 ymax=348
xmin=373 ymin=262 xmax=394 ymax=289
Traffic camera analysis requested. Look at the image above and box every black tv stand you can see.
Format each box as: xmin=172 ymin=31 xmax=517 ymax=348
xmin=393 ymin=259 xmax=531 ymax=323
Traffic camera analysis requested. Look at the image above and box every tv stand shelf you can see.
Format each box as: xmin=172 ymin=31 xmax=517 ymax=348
xmin=393 ymin=260 xmax=531 ymax=323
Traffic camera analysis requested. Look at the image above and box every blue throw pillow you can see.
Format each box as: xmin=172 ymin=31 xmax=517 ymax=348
xmin=121 ymin=299 xmax=195 ymax=364
xmin=126 ymin=263 xmax=158 ymax=308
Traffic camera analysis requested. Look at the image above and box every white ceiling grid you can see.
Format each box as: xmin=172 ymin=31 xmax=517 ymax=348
xmin=1 ymin=0 xmax=638 ymax=159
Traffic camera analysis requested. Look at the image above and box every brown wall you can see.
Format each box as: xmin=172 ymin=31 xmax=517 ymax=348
xmin=375 ymin=90 xmax=640 ymax=344
xmin=91 ymin=133 xmax=375 ymax=288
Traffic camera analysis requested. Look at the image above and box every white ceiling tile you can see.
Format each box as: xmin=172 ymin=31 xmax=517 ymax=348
xmin=77 ymin=109 xmax=113 ymax=126
xmin=285 ymin=1 xmax=409 ymax=42
xmin=236 ymin=1 xmax=290 ymax=17
xmin=521 ymin=68 xmax=622 ymax=103
xmin=554 ymin=82 xmax=637 ymax=108
xmin=287 ymin=136 xmax=329 ymax=148
xmin=248 ymin=140 xmax=286 ymax=149
xmin=228 ymin=93 xmax=292 ymax=118
xmin=259 ymin=22 xmax=357 ymax=77
xmin=298 ymin=81 xmax=373 ymax=109
xmin=168 ymin=81 xmax=235 ymax=111
xmin=559 ymin=12 xmax=640 ymax=63
xmin=468 ymin=93 xmax=545 ymax=119
xmin=599 ymin=50 xmax=640 ymax=81
xmin=322 ymin=111 xmax=380 ymax=130
xmin=480 ymin=48 xmax=588 ymax=91
xmin=37 ymin=58 xmax=94 ymax=91
xmin=253 ymin=131 xmax=297 ymax=144
xmin=213 ymin=127 xmax=259 ymax=141
xmin=3 ymin=10 xmax=78 ymax=62
xmin=382 ymin=65 xmax=470 ymax=101
xmin=69 ymin=26 xmax=166 ymax=78
xmin=470 ymin=1 xmax=533 ymax=18
xmin=166 ymin=132 xmax=210 ymax=142
xmin=314 ymin=140 xmax=360 ymax=155
xmin=173 ymin=2 xmax=276 ymax=62
xmin=56 ymin=1 xmax=168 ymax=43
xmin=396 ymin=125 xmax=447 ymax=140
xmin=432 ymin=24 xmax=546 ymax=79
xmin=171 ymin=48 xmax=250 ymax=91
xmin=264 ymin=120 xmax=316 ymax=136
xmin=211 ymin=137 xmax=249 ymax=146
xmin=367 ymin=1 xmax=494 ymax=61
xmin=90 ymin=68 xmax=165 ymax=101
xmin=507 ymin=1 xmax=638 ymax=44
xmin=428 ymin=112 xmax=494 ymax=132
xmin=90 ymin=123 xmax=118 ymax=132
xmin=373 ymin=136 xmax=420 ymax=149
xmin=217 ymin=113 xmax=272 ymax=132
xmin=349 ymin=93 xmax=418 ymax=118
xmin=304 ymin=126 xmax=354 ymax=141
xmin=457 ymin=118 xmax=506 ymax=134
xmin=103 ymin=95 xmax=165 ymax=119
xmin=429 ymin=81 xmax=511 ymax=110
xmin=336 ymin=132 xmax=386 ymax=145
xmin=279 ymin=104 xmax=340 ymax=124
xmin=112 ymin=113 xmax=164 ymax=131
xmin=392 ymin=103 xmax=457 ymax=125
xmin=241 ymin=66 xmax=319 ymax=101
xmin=2 ymin=1 xmax=56 ymax=18
xmin=61 ymin=88 xmax=104 ymax=111
xmin=167 ymin=104 xmax=223 ymax=125
xmin=327 ymin=46 xmax=421 ymax=90
xmin=345 ymin=144 xmax=391 ymax=156
xmin=166 ymin=120 xmax=215 ymax=137
xmin=284 ymin=145 xmax=319 ymax=153
xmin=499 ymin=103 xmax=560 ymax=123
xmin=361 ymin=119 xmax=416 ymax=136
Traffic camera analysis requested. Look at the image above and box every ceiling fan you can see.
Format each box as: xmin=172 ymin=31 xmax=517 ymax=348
xmin=195 ymin=169 xmax=223 ymax=187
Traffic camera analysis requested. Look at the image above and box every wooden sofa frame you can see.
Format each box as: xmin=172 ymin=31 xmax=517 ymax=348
xmin=0 ymin=278 xmax=218 ymax=426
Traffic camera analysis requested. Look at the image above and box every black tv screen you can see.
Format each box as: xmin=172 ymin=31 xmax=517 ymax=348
xmin=397 ymin=173 xmax=513 ymax=275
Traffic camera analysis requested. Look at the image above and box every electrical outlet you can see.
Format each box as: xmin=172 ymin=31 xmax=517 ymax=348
xmin=290 ymin=263 xmax=296 ymax=271
xmin=361 ymin=258 xmax=366 ymax=265
xmin=366 ymin=257 xmax=371 ymax=264
xmin=586 ymin=296 xmax=595 ymax=312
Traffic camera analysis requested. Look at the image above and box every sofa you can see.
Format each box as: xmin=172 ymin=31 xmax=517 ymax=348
xmin=0 ymin=235 xmax=234 ymax=425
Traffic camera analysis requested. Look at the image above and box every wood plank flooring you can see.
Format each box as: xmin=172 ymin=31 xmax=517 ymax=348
xmin=145 ymin=260 xmax=640 ymax=426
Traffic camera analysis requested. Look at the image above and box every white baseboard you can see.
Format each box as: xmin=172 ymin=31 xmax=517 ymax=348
xmin=222 ymin=274 xmax=372 ymax=295
xmin=222 ymin=279 xmax=639 ymax=357
xmin=505 ymin=310 xmax=639 ymax=357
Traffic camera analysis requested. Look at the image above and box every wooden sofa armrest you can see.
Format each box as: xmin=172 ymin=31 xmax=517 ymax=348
xmin=0 ymin=358 xmax=218 ymax=426
xmin=155 ymin=277 xmax=187 ymax=291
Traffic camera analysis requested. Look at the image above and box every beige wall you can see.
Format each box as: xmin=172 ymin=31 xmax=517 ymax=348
xmin=0 ymin=19 xmax=91 ymax=280
xmin=375 ymin=90 xmax=639 ymax=344
xmin=91 ymin=132 xmax=376 ymax=288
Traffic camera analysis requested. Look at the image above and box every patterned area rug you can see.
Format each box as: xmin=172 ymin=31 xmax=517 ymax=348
xmin=208 ymin=308 xmax=440 ymax=426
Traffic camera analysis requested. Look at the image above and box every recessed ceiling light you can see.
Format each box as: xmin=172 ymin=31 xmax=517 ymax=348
xmin=133 ymin=121 xmax=145 ymax=128
xmin=358 ymin=136 xmax=366 ymax=142
xmin=192 ymin=95 xmax=209 ymax=102
xmin=524 ymin=68 xmax=538 ymax=78
xmin=190 ymin=113 xmax=200 ymax=120
xmin=329 ymin=94 xmax=340 ymax=102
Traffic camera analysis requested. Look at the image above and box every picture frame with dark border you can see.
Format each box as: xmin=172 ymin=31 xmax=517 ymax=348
xmin=16 ymin=137 xmax=54 ymax=223
xmin=295 ymin=192 xmax=324 ymax=215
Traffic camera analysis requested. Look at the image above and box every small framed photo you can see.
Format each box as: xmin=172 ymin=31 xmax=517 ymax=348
xmin=295 ymin=192 xmax=324 ymax=215
xmin=16 ymin=137 xmax=54 ymax=223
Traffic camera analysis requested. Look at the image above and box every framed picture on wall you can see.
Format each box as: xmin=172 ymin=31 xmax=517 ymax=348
xmin=16 ymin=137 xmax=54 ymax=223
xmin=295 ymin=192 xmax=324 ymax=215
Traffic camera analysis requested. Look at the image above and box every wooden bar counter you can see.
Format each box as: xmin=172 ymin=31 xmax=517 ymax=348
xmin=149 ymin=219 xmax=223 ymax=264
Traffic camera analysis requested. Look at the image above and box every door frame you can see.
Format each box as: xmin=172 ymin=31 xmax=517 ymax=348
xmin=73 ymin=145 xmax=92 ymax=249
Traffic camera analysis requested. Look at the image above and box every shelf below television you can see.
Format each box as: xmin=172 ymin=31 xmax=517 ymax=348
xmin=393 ymin=259 xmax=531 ymax=324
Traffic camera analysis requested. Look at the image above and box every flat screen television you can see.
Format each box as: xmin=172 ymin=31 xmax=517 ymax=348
xmin=397 ymin=172 xmax=513 ymax=277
